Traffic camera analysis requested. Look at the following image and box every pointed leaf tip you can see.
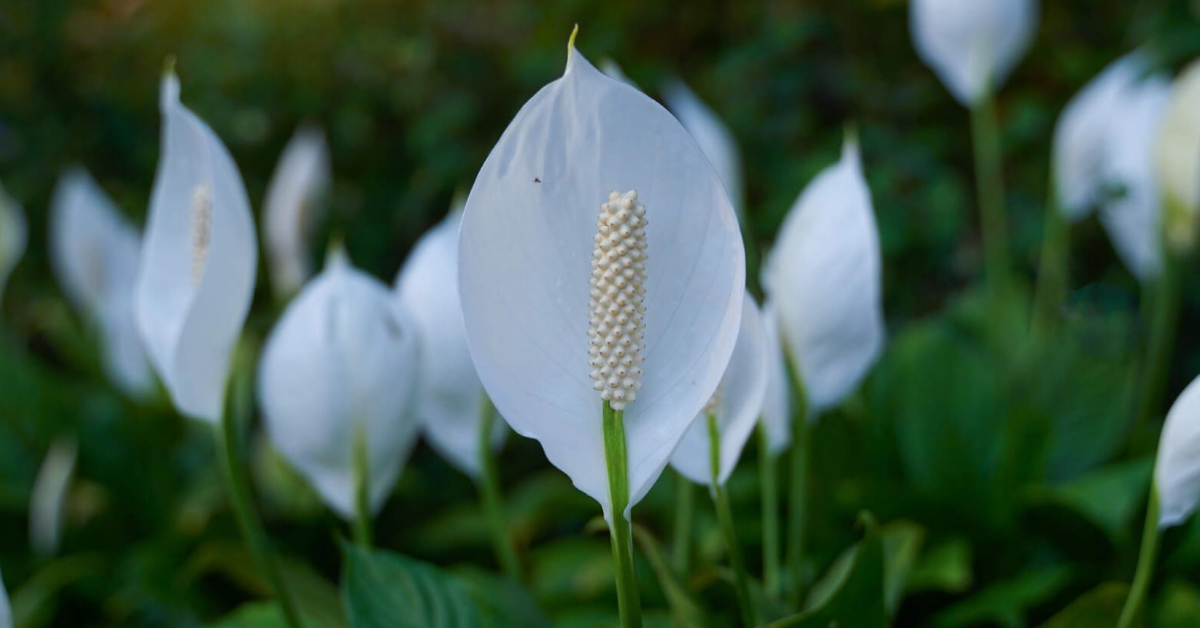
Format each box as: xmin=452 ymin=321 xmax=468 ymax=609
xmin=566 ymin=24 xmax=580 ymax=70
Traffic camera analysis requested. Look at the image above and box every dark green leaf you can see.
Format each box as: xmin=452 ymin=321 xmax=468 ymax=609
xmin=341 ymin=544 xmax=483 ymax=628
xmin=1035 ymin=582 xmax=1126 ymax=628
xmin=770 ymin=514 xmax=886 ymax=628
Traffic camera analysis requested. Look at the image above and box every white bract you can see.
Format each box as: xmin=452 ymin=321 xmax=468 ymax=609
xmin=395 ymin=202 xmax=503 ymax=478
xmin=1155 ymin=372 xmax=1200 ymax=527
xmin=758 ymin=302 xmax=793 ymax=455
xmin=458 ymin=38 xmax=745 ymax=521
xmin=765 ymin=135 xmax=884 ymax=415
xmin=670 ymin=295 xmax=768 ymax=486
xmin=136 ymin=69 xmax=257 ymax=422
xmin=1157 ymin=60 xmax=1200 ymax=255
xmin=0 ymin=181 xmax=26 ymax=302
xmin=259 ymin=250 xmax=420 ymax=519
xmin=50 ymin=168 xmax=155 ymax=397
xmin=30 ymin=437 xmax=78 ymax=556
xmin=662 ymin=79 xmax=743 ymax=214
xmin=910 ymin=0 xmax=1039 ymax=106
xmin=0 ymin=565 xmax=9 ymax=628
xmin=264 ymin=125 xmax=330 ymax=300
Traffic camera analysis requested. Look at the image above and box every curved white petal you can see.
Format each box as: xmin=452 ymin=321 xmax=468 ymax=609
xmin=0 ymin=565 xmax=9 ymax=628
xmin=1157 ymin=60 xmax=1200 ymax=254
xmin=395 ymin=204 xmax=504 ymax=479
xmin=458 ymin=41 xmax=745 ymax=521
xmin=50 ymin=168 xmax=154 ymax=397
xmin=1052 ymin=55 xmax=1144 ymax=220
xmin=259 ymin=252 xmax=420 ymax=519
xmin=0 ymin=182 xmax=26 ymax=302
xmin=910 ymin=0 xmax=1039 ymax=106
xmin=1155 ymin=372 xmax=1200 ymax=527
xmin=30 ymin=437 xmax=78 ymax=556
xmin=766 ymin=136 xmax=884 ymax=414
xmin=670 ymin=295 xmax=769 ymax=486
xmin=759 ymin=302 xmax=792 ymax=456
xmin=136 ymin=71 xmax=258 ymax=422
xmin=662 ymin=80 xmax=743 ymax=215
xmin=264 ymin=125 xmax=330 ymax=300
xmin=1098 ymin=75 xmax=1170 ymax=282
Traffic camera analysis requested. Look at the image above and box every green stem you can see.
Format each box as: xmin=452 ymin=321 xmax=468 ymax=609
xmin=672 ymin=470 xmax=695 ymax=575
xmin=352 ymin=425 xmax=373 ymax=548
xmin=478 ymin=396 xmax=521 ymax=581
xmin=970 ymin=93 xmax=1010 ymax=310
xmin=709 ymin=414 xmax=759 ymax=628
xmin=758 ymin=424 xmax=781 ymax=599
xmin=1031 ymin=186 xmax=1070 ymax=340
xmin=1116 ymin=488 xmax=1161 ymax=628
xmin=784 ymin=354 xmax=810 ymax=605
xmin=215 ymin=398 xmax=303 ymax=628
xmin=1134 ymin=255 xmax=1182 ymax=432
xmin=603 ymin=401 xmax=644 ymax=628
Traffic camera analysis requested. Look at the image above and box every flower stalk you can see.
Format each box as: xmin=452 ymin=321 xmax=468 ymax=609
xmin=603 ymin=401 xmax=643 ymax=628
xmin=1031 ymin=187 xmax=1069 ymax=339
xmin=970 ymin=93 xmax=1010 ymax=314
xmin=672 ymin=471 xmax=695 ymax=575
xmin=1134 ymin=254 xmax=1182 ymax=432
xmin=785 ymin=354 xmax=810 ymax=604
xmin=352 ymin=424 xmax=372 ymax=548
xmin=1116 ymin=488 xmax=1161 ymax=628
xmin=709 ymin=414 xmax=758 ymax=628
xmin=478 ymin=396 xmax=521 ymax=581
xmin=758 ymin=423 xmax=781 ymax=599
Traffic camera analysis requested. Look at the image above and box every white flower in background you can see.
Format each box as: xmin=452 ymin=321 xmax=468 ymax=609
xmin=50 ymin=168 xmax=155 ymax=397
xmin=0 ymin=181 xmax=26 ymax=302
xmin=0 ymin=564 xmax=10 ymax=628
xmin=30 ymin=437 xmax=78 ymax=556
xmin=395 ymin=200 xmax=503 ymax=478
xmin=910 ymin=0 xmax=1039 ymax=106
xmin=136 ymin=68 xmax=258 ymax=423
xmin=259 ymin=250 xmax=420 ymax=519
xmin=662 ymin=79 xmax=744 ymax=214
xmin=599 ymin=59 xmax=636 ymax=88
xmin=458 ymin=39 xmax=745 ymax=521
xmin=1155 ymin=372 xmax=1200 ymax=527
xmin=1157 ymin=59 xmax=1200 ymax=255
xmin=264 ymin=125 xmax=330 ymax=300
xmin=670 ymin=295 xmax=769 ymax=486
xmin=765 ymin=134 xmax=883 ymax=415
xmin=758 ymin=302 xmax=792 ymax=455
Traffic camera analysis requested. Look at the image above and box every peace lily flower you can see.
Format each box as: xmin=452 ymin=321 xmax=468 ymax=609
xmin=50 ymin=168 xmax=155 ymax=397
xmin=1154 ymin=372 xmax=1200 ymax=527
xmin=765 ymin=134 xmax=884 ymax=415
xmin=30 ymin=436 xmax=78 ymax=556
xmin=264 ymin=125 xmax=330 ymax=300
xmin=259 ymin=249 xmax=420 ymax=521
xmin=0 ymin=565 xmax=9 ymax=628
xmin=394 ymin=201 xmax=503 ymax=478
xmin=662 ymin=80 xmax=743 ymax=214
xmin=909 ymin=0 xmax=1039 ymax=106
xmin=0 ymin=181 xmax=26 ymax=302
xmin=758 ymin=302 xmax=792 ymax=455
xmin=670 ymin=294 xmax=768 ymax=486
xmin=1157 ymin=59 xmax=1200 ymax=255
xmin=136 ymin=68 xmax=257 ymax=423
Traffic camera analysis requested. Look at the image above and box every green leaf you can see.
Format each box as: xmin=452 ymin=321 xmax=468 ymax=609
xmin=630 ymin=523 xmax=709 ymax=628
xmin=1022 ymin=458 xmax=1152 ymax=556
xmin=879 ymin=520 xmax=925 ymax=615
xmin=341 ymin=544 xmax=483 ymax=628
xmin=932 ymin=565 xmax=1074 ymax=628
xmin=770 ymin=514 xmax=886 ymax=628
xmin=452 ymin=566 xmax=553 ymax=628
xmin=905 ymin=537 xmax=973 ymax=596
xmin=208 ymin=602 xmax=328 ymax=628
xmin=1035 ymin=582 xmax=1126 ymax=628
xmin=1153 ymin=580 xmax=1200 ymax=628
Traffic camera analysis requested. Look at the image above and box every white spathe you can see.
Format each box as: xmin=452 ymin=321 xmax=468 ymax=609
xmin=759 ymin=302 xmax=793 ymax=456
xmin=30 ymin=436 xmax=78 ymax=557
xmin=1155 ymin=372 xmax=1200 ymax=527
xmin=670 ymin=295 xmax=769 ymax=487
xmin=662 ymin=79 xmax=743 ymax=215
xmin=264 ymin=125 xmax=330 ymax=300
xmin=458 ymin=38 xmax=745 ymax=522
xmin=1157 ymin=59 xmax=1200 ymax=255
xmin=259 ymin=251 xmax=420 ymax=520
xmin=50 ymin=168 xmax=155 ymax=397
xmin=0 ymin=181 xmax=26 ymax=302
xmin=395 ymin=203 xmax=504 ymax=478
xmin=910 ymin=0 xmax=1039 ymax=106
xmin=766 ymin=135 xmax=884 ymax=415
xmin=136 ymin=70 xmax=257 ymax=423
xmin=0 ymin=564 xmax=9 ymax=628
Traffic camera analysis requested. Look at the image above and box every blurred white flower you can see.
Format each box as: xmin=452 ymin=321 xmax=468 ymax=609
xmin=670 ymin=295 xmax=768 ymax=486
xmin=136 ymin=68 xmax=258 ymax=423
xmin=0 ymin=181 xmax=26 ymax=302
xmin=50 ymin=168 xmax=155 ymax=397
xmin=0 ymin=564 xmax=9 ymax=628
xmin=765 ymin=134 xmax=884 ymax=415
xmin=758 ymin=302 xmax=792 ymax=455
xmin=1157 ymin=59 xmax=1200 ymax=255
xmin=910 ymin=0 xmax=1039 ymax=106
xmin=259 ymin=250 xmax=420 ymax=519
xmin=394 ymin=200 xmax=503 ymax=478
xmin=458 ymin=39 xmax=744 ymax=521
xmin=1155 ymin=372 xmax=1200 ymax=527
xmin=30 ymin=436 xmax=78 ymax=556
xmin=662 ymin=79 xmax=743 ymax=215
xmin=264 ymin=125 xmax=330 ymax=300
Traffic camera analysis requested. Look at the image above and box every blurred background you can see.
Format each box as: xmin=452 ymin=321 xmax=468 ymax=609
xmin=3 ymin=0 xmax=1200 ymax=626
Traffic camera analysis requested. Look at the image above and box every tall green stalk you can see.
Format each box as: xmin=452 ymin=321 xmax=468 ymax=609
xmin=1134 ymin=255 xmax=1182 ymax=432
xmin=352 ymin=425 xmax=373 ymax=547
xmin=478 ymin=396 xmax=521 ymax=581
xmin=1031 ymin=188 xmax=1070 ymax=340
xmin=1116 ymin=488 xmax=1161 ymax=628
xmin=758 ymin=424 xmax=781 ymax=599
xmin=784 ymin=354 xmax=810 ymax=604
xmin=672 ymin=471 xmax=695 ymax=575
xmin=709 ymin=414 xmax=759 ymax=628
xmin=603 ymin=401 xmax=643 ymax=628
xmin=970 ymin=94 xmax=1010 ymax=311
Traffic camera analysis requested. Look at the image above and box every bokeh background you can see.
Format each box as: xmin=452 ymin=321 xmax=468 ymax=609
xmin=3 ymin=0 xmax=1200 ymax=626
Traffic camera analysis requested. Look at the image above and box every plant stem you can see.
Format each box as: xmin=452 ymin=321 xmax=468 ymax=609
xmin=709 ymin=414 xmax=759 ymax=628
xmin=215 ymin=379 xmax=303 ymax=628
xmin=1031 ymin=187 xmax=1069 ymax=340
xmin=1134 ymin=255 xmax=1182 ymax=432
xmin=478 ymin=396 xmax=521 ymax=581
xmin=672 ymin=470 xmax=695 ymax=575
xmin=603 ymin=401 xmax=643 ymax=628
xmin=352 ymin=424 xmax=372 ymax=548
xmin=970 ymin=93 xmax=1010 ymax=311
xmin=1116 ymin=488 xmax=1161 ymax=628
xmin=758 ymin=424 xmax=781 ymax=599
xmin=784 ymin=354 xmax=810 ymax=605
